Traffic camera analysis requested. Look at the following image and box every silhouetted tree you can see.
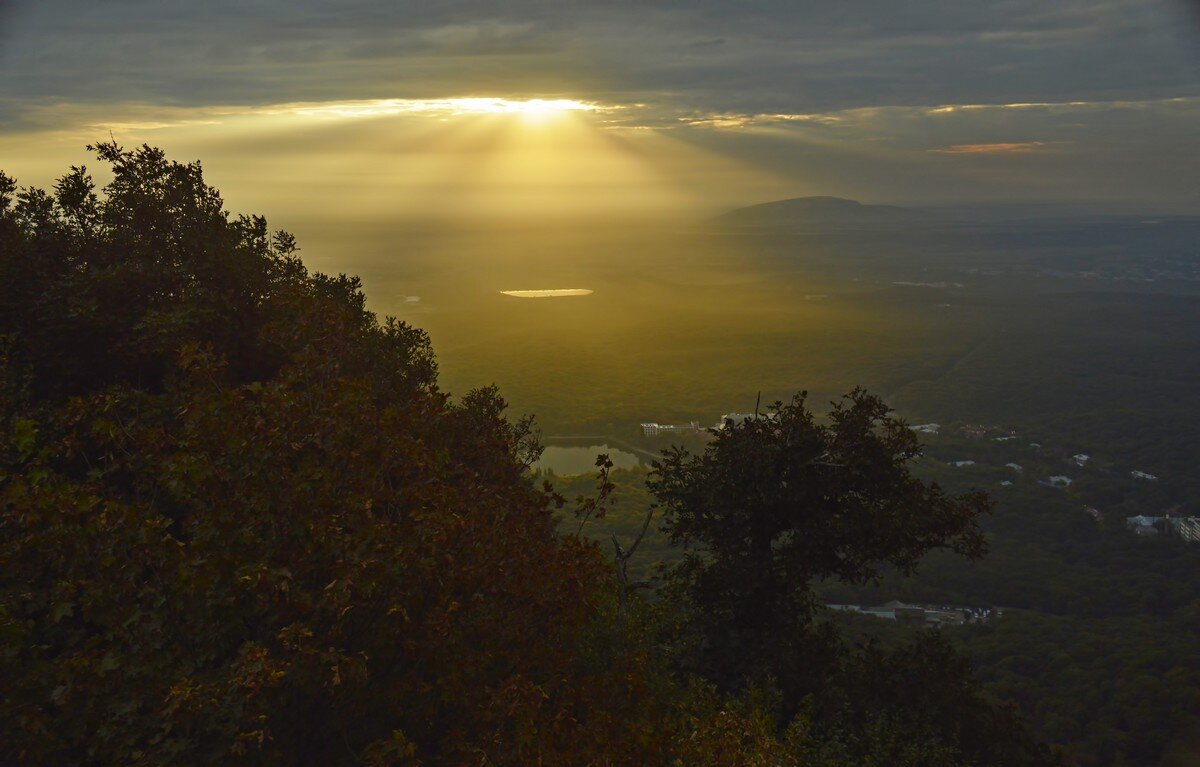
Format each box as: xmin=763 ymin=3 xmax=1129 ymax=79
xmin=651 ymin=390 xmax=988 ymax=701
xmin=0 ymin=142 xmax=437 ymax=404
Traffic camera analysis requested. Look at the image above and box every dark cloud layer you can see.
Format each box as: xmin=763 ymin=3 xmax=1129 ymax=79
xmin=2 ymin=0 xmax=1197 ymax=118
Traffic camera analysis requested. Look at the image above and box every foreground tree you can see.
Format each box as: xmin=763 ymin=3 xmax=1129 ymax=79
xmin=651 ymin=390 xmax=988 ymax=697
xmin=0 ymin=142 xmax=435 ymax=405
xmin=0 ymin=145 xmax=685 ymax=765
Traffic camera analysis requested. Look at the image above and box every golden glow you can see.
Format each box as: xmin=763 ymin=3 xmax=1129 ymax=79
xmin=285 ymin=97 xmax=602 ymax=119
xmin=0 ymin=95 xmax=793 ymax=222
xmin=931 ymin=142 xmax=1051 ymax=155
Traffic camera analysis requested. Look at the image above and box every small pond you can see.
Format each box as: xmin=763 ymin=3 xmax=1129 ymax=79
xmin=534 ymin=444 xmax=642 ymax=475
xmin=501 ymin=289 xmax=593 ymax=298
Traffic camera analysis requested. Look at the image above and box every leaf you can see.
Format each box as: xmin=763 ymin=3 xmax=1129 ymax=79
xmin=49 ymin=600 xmax=74 ymax=624
xmin=13 ymin=418 xmax=38 ymax=461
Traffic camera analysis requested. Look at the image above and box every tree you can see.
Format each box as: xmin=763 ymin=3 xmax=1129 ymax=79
xmin=650 ymin=390 xmax=988 ymax=701
xmin=648 ymin=392 xmax=1059 ymax=764
xmin=808 ymin=633 xmax=1057 ymax=766
xmin=0 ymin=142 xmax=435 ymax=405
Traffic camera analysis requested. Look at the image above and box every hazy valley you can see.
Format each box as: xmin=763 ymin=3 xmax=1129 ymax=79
xmin=360 ymin=201 xmax=1200 ymax=764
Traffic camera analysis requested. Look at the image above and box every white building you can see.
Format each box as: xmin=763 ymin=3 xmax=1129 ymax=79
xmin=1073 ymin=454 xmax=1090 ymax=467
xmin=1126 ymin=515 xmax=1162 ymax=528
xmin=1131 ymin=470 xmax=1159 ymax=481
xmin=1041 ymin=475 xmax=1072 ymax=488
xmin=1179 ymin=518 xmax=1200 ymax=544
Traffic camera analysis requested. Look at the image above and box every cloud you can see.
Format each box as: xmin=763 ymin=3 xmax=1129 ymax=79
xmin=1 ymin=0 xmax=1197 ymax=120
xmin=930 ymin=142 xmax=1054 ymax=154
xmin=676 ymin=112 xmax=844 ymax=129
xmin=1 ymin=0 xmax=1197 ymax=208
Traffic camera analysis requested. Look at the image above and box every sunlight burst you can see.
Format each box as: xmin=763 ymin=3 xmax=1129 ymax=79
xmin=287 ymin=97 xmax=601 ymax=120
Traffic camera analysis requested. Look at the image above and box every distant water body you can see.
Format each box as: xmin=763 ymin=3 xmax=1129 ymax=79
xmin=500 ymin=289 xmax=593 ymax=298
xmin=535 ymin=445 xmax=641 ymax=475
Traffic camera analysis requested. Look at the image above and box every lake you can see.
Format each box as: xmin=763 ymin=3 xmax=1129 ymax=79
xmin=501 ymin=288 xmax=594 ymax=298
xmin=534 ymin=444 xmax=642 ymax=475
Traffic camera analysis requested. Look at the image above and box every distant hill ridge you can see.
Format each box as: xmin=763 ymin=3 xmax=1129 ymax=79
xmin=716 ymin=196 xmax=934 ymax=227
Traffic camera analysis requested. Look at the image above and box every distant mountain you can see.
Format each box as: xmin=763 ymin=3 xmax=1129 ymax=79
xmin=715 ymin=196 xmax=935 ymax=228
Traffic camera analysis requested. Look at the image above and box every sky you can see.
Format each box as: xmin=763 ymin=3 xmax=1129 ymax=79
xmin=2 ymin=0 xmax=1199 ymax=217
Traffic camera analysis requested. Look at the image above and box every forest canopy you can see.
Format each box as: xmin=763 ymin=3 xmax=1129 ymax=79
xmin=0 ymin=145 xmax=1054 ymax=765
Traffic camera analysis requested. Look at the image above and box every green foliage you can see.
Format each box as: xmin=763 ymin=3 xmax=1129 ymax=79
xmin=549 ymin=466 xmax=680 ymax=585
xmin=957 ymin=613 xmax=1200 ymax=766
xmin=803 ymin=633 xmax=1055 ymax=767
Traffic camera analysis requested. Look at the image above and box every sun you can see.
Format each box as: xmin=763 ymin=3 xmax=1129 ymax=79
xmin=446 ymin=98 xmax=599 ymax=122
xmin=443 ymin=98 xmax=596 ymax=115
xmin=509 ymin=99 xmax=595 ymax=115
xmin=285 ymin=97 xmax=600 ymax=122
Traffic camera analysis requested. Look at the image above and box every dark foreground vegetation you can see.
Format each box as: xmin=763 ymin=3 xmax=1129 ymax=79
xmin=0 ymin=145 xmax=1057 ymax=764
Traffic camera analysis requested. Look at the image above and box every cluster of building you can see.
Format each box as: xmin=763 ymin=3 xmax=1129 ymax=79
xmin=911 ymin=421 xmax=1018 ymax=440
xmin=942 ymin=441 xmax=1167 ymax=496
xmin=1126 ymin=514 xmax=1200 ymax=542
xmin=639 ymin=421 xmax=703 ymax=437
xmin=827 ymin=601 xmax=997 ymax=627
xmin=899 ymin=421 xmax=1189 ymax=538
